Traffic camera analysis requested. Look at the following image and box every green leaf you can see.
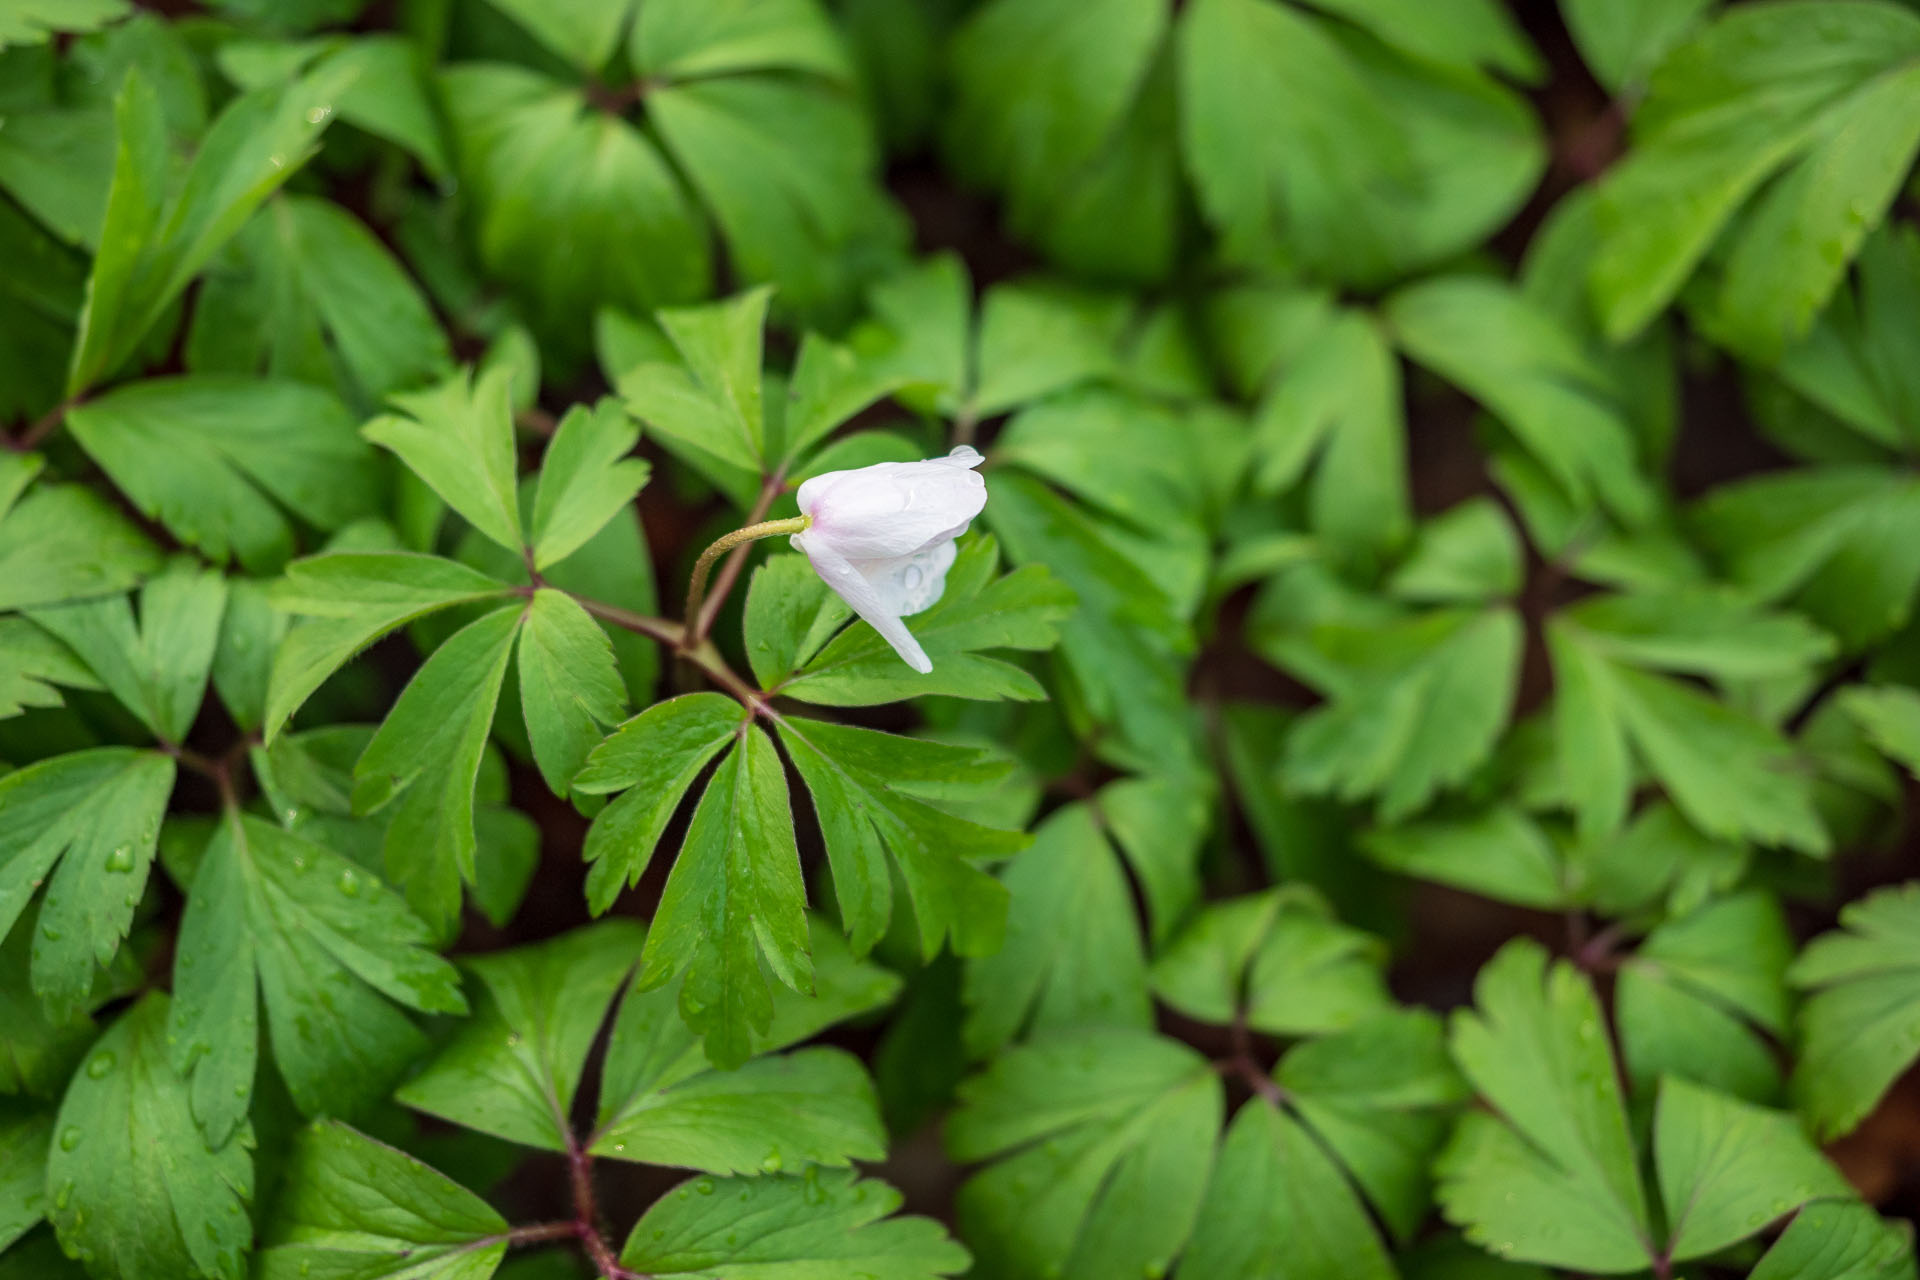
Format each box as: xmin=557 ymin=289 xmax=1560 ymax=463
xmin=1388 ymin=276 xmax=1655 ymax=526
xmin=1590 ymin=1 xmax=1920 ymax=348
xmin=29 ymin=560 xmax=226 ymax=742
xmin=535 ymin=492 xmax=661 ymax=707
xmin=1841 ymin=684 xmax=1920 ymax=773
xmin=1762 ymin=224 xmax=1920 ymax=456
xmin=0 ymin=914 xmax=141 ymax=1098
xmin=47 ymin=993 xmax=253 ymax=1280
xmin=1616 ymin=892 xmax=1793 ymax=1104
xmin=780 ymin=536 xmax=1073 ymax=706
xmin=529 ymin=400 xmax=650 ymax=570
xmin=1150 ymin=889 xmax=1394 ymax=1037
xmin=170 ymin=812 xmax=466 ymax=1148
xmin=0 ymin=617 xmax=98 ymax=722
xmin=1750 ymin=1200 xmax=1917 ymax=1280
xmin=1179 ymin=0 xmax=1542 ymax=286
xmin=632 ymin=0 xmax=852 ymax=80
xmin=1272 ymin=1011 xmax=1467 ymax=1243
xmin=986 ymin=471 xmax=1196 ymax=766
xmin=0 ymin=0 xmax=129 ymax=50
xmin=1655 ymin=1075 xmax=1852 ymax=1262
xmin=256 ymin=1120 xmax=510 ymax=1280
xmin=637 ymin=50 xmax=903 ymax=321
xmin=1560 ymin=0 xmax=1716 ymax=94
xmin=1577 ymin=801 xmax=1752 ymax=919
xmin=574 ymin=693 xmax=747 ymax=915
xmin=947 ymin=1029 xmax=1221 ymax=1280
xmin=1310 ymin=0 xmax=1540 ymax=78
xmin=1438 ymin=940 xmax=1655 ymax=1272
xmin=743 ymin=554 xmax=852 ymax=691
xmin=961 ymin=802 xmax=1149 ymax=1058
xmin=1547 ymin=592 xmax=1833 ymax=850
xmin=66 ymin=375 xmax=382 ymax=573
xmin=590 ymin=921 xmax=897 ymax=1174
xmin=354 ymin=602 xmax=525 ymax=933
xmin=1093 ymin=773 xmax=1209 ymax=948
xmin=617 ymin=288 xmax=772 ymax=488
xmin=440 ymin=64 xmax=708 ymax=370
xmin=264 ymin=552 xmax=517 ymax=741
xmin=1389 ymin=498 xmax=1525 ymax=605
xmin=210 ymin=578 xmax=283 ymax=734
xmin=0 ymin=748 xmax=173 ymax=1021
xmin=515 ymin=589 xmax=627 ymax=797
xmin=619 ymin=1168 xmax=969 ymax=1280
xmin=397 ymin=920 xmax=644 ymax=1152
xmin=778 ymin=716 xmax=1022 ymax=963
xmin=0 ymin=203 xmax=82 ymax=423
xmin=1695 ymin=467 xmax=1920 ymax=651
xmin=185 ymin=194 xmax=453 ymax=410
xmin=363 ymin=367 xmax=524 ymax=556
xmin=0 ymin=454 xmax=40 ymax=526
xmin=69 ymin=58 xmax=356 ymax=393
xmin=0 ymin=482 xmax=163 ymax=613
xmin=1281 ymin=606 xmax=1522 ymax=821
xmin=487 ymin=0 xmax=634 ymax=72
xmin=1177 ymin=1099 xmax=1395 ymax=1280
xmin=946 ymin=0 xmax=1177 ymax=282
xmin=992 ymin=388 xmax=1215 ymax=613
xmin=0 ymin=1231 xmax=87 ymax=1280
xmin=0 ymin=1101 xmax=51 ymax=1252
xmin=216 ymin=35 xmax=451 ymax=178
xmin=592 ymin=1039 xmax=882 ymax=1178
xmin=1790 ymin=882 xmax=1920 ymax=1139
xmin=780 ymin=331 xmax=908 ymax=466
xmin=1363 ymin=808 xmax=1569 ymax=912
xmin=1247 ymin=305 xmax=1410 ymax=562
xmin=638 ymin=726 xmax=811 ymax=1070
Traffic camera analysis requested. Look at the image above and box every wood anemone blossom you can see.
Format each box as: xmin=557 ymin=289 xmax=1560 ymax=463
xmin=789 ymin=445 xmax=989 ymax=674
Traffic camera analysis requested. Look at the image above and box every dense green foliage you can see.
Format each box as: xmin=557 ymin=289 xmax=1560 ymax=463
xmin=3 ymin=1 xmax=1920 ymax=1278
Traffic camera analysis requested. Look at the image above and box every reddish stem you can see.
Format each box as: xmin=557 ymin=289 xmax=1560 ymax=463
xmin=689 ymin=471 xmax=785 ymax=647
xmin=13 ymin=397 xmax=76 ymax=451
xmin=506 ymin=1221 xmax=582 ymax=1246
xmin=1216 ymin=1013 xmax=1286 ymax=1107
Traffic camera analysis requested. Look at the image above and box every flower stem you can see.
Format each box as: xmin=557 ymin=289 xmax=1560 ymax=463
xmin=690 ymin=472 xmax=784 ymax=645
xmin=681 ymin=515 xmax=809 ymax=642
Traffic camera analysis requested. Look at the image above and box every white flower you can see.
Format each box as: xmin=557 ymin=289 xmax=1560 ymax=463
xmin=790 ymin=445 xmax=988 ymax=674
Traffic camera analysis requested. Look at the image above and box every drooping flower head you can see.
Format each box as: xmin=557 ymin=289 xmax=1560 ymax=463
xmin=791 ymin=446 xmax=987 ymax=673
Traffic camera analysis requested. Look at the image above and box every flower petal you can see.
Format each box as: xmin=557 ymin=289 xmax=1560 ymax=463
xmin=793 ymin=531 xmax=934 ymax=673
xmin=796 ymin=446 xmax=987 ymax=561
xmin=856 ymin=539 xmax=958 ymax=619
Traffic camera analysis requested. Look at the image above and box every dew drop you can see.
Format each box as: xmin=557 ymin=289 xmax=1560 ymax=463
xmin=58 ymin=1126 xmax=81 ymax=1152
xmin=86 ymin=1052 xmax=115 ymax=1078
xmin=336 ymin=869 xmax=360 ymax=897
xmin=104 ymin=845 xmax=136 ymax=873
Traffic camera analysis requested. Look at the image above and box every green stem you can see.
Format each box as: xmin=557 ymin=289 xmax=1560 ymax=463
xmin=681 ymin=516 xmax=809 ymax=641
